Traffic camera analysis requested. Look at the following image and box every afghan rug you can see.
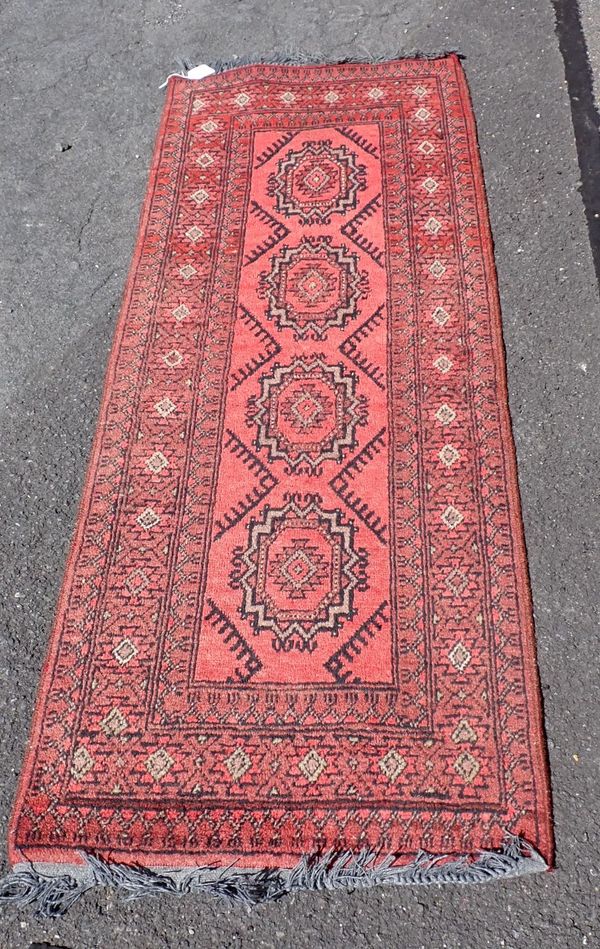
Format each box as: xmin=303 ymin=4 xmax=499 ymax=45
xmin=2 ymin=54 xmax=553 ymax=916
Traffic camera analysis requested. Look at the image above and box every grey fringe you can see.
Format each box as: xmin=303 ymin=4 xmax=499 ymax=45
xmin=173 ymin=50 xmax=465 ymax=78
xmin=0 ymin=834 xmax=547 ymax=919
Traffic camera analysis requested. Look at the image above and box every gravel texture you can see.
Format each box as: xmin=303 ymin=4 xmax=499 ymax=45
xmin=1 ymin=0 xmax=599 ymax=946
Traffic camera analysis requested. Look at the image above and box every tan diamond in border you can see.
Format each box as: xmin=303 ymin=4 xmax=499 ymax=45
xmin=191 ymin=188 xmax=209 ymax=205
xmin=324 ymin=91 xmax=339 ymax=103
xmin=429 ymin=259 xmax=446 ymax=279
xmin=432 ymin=305 xmax=450 ymax=326
xmin=379 ymin=749 xmax=407 ymax=783
xmin=416 ymin=107 xmax=431 ymax=121
xmin=179 ymin=264 xmax=197 ymax=279
xmin=448 ymin=640 xmax=472 ymax=671
xmin=425 ymin=216 xmax=442 ymax=235
xmin=201 ymin=119 xmax=218 ymax=133
xmin=137 ymin=507 xmax=160 ymax=530
xmin=163 ymin=349 xmax=183 ymax=368
xmin=434 ymin=355 xmax=453 ymax=373
xmin=146 ymin=450 xmax=168 ymax=474
xmin=71 ymin=746 xmax=94 ymax=780
xmin=146 ymin=749 xmax=174 ymax=781
xmin=422 ymin=176 xmax=439 ymax=194
xmin=125 ymin=568 xmax=149 ymax=597
xmin=436 ymin=403 xmax=456 ymax=425
xmin=441 ymin=504 xmax=464 ymax=529
xmin=445 ymin=566 xmax=469 ymax=596
xmin=185 ymin=226 xmax=204 ymax=243
xmin=418 ymin=140 xmax=435 ymax=155
xmin=281 ymin=91 xmax=295 ymax=104
xmin=452 ymin=720 xmax=478 ymax=744
xmin=454 ymin=751 xmax=480 ymax=783
xmin=101 ymin=707 xmax=128 ymax=737
xmin=369 ymin=87 xmax=384 ymax=100
xmin=113 ymin=637 xmax=138 ymax=665
xmin=414 ymin=84 xmax=428 ymax=98
xmin=196 ymin=152 xmax=214 ymax=167
xmin=172 ymin=304 xmax=190 ymax=322
xmin=439 ymin=444 xmax=460 ymax=468
xmin=299 ymin=749 xmax=327 ymax=783
xmin=235 ymin=92 xmax=251 ymax=107
xmin=225 ymin=747 xmax=252 ymax=780
xmin=155 ymin=397 xmax=176 ymax=418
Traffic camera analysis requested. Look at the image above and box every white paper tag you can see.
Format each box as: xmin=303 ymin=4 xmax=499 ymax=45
xmin=186 ymin=64 xmax=216 ymax=80
xmin=159 ymin=64 xmax=216 ymax=90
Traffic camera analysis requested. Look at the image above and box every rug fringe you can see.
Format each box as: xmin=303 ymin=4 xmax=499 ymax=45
xmin=0 ymin=834 xmax=547 ymax=919
xmin=163 ymin=50 xmax=466 ymax=84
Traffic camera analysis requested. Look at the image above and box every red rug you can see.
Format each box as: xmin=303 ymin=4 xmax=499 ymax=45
xmin=3 ymin=55 xmax=553 ymax=915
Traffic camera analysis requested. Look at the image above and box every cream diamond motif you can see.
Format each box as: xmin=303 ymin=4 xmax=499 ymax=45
xmin=225 ymin=747 xmax=252 ymax=780
xmin=425 ymin=216 xmax=442 ymax=235
xmin=445 ymin=566 xmax=469 ymax=596
xmin=324 ymin=90 xmax=339 ymax=103
xmin=441 ymin=504 xmax=463 ymax=529
xmin=452 ymin=720 xmax=478 ymax=744
xmin=163 ymin=349 xmax=183 ymax=368
xmin=436 ymin=403 xmax=456 ymax=425
xmin=125 ymin=568 xmax=149 ymax=596
xmin=113 ymin=637 xmax=138 ymax=665
xmin=432 ymin=305 xmax=450 ymax=326
xmin=379 ymin=749 xmax=407 ymax=783
xmin=191 ymin=188 xmax=209 ymax=205
xmin=137 ymin=507 xmax=160 ymax=530
xmin=179 ymin=264 xmax=197 ymax=279
xmin=186 ymin=226 xmax=204 ymax=243
xmin=416 ymin=107 xmax=431 ymax=121
xmin=439 ymin=444 xmax=460 ymax=468
xmin=235 ymin=92 xmax=251 ymax=107
xmin=281 ymin=91 xmax=295 ymax=103
xmin=192 ymin=97 xmax=206 ymax=113
xmin=414 ymin=84 xmax=428 ymax=98
xmin=147 ymin=450 xmax=168 ymax=474
xmin=454 ymin=751 xmax=480 ymax=783
xmin=155 ymin=397 xmax=176 ymax=418
xmin=434 ymin=355 xmax=453 ymax=373
xmin=196 ymin=152 xmax=214 ymax=167
xmin=299 ymin=749 xmax=327 ymax=783
xmin=146 ymin=749 xmax=174 ymax=781
xmin=429 ymin=260 xmax=446 ymax=279
xmin=422 ymin=177 xmax=439 ymax=194
xmin=201 ymin=120 xmax=218 ymax=132
xmin=448 ymin=641 xmax=472 ymax=671
xmin=172 ymin=304 xmax=190 ymax=322
xmin=71 ymin=746 xmax=94 ymax=780
xmin=418 ymin=140 xmax=435 ymax=155
xmin=101 ymin=707 xmax=128 ymax=737
xmin=369 ymin=87 xmax=384 ymax=100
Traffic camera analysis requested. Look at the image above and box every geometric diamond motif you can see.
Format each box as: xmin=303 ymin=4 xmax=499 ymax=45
xmin=101 ymin=707 xmax=128 ymax=737
xmin=379 ymin=749 xmax=407 ymax=783
xmin=225 ymin=747 xmax=252 ymax=780
xmin=441 ymin=505 xmax=464 ymax=529
xmin=146 ymin=749 xmax=174 ymax=781
xmin=112 ymin=637 xmax=138 ymax=666
xmin=299 ymin=749 xmax=327 ymax=783
xmin=436 ymin=403 xmax=456 ymax=425
xmin=448 ymin=641 xmax=472 ymax=671
xmin=454 ymin=751 xmax=480 ymax=783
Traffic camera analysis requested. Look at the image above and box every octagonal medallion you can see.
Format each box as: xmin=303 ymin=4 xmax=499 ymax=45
xmin=249 ymin=356 xmax=367 ymax=474
xmin=260 ymin=236 xmax=365 ymax=340
xmin=269 ymin=139 xmax=366 ymax=223
xmin=232 ymin=495 xmax=368 ymax=652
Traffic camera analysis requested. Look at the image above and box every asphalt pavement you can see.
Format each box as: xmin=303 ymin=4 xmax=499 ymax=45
xmin=0 ymin=0 xmax=599 ymax=946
